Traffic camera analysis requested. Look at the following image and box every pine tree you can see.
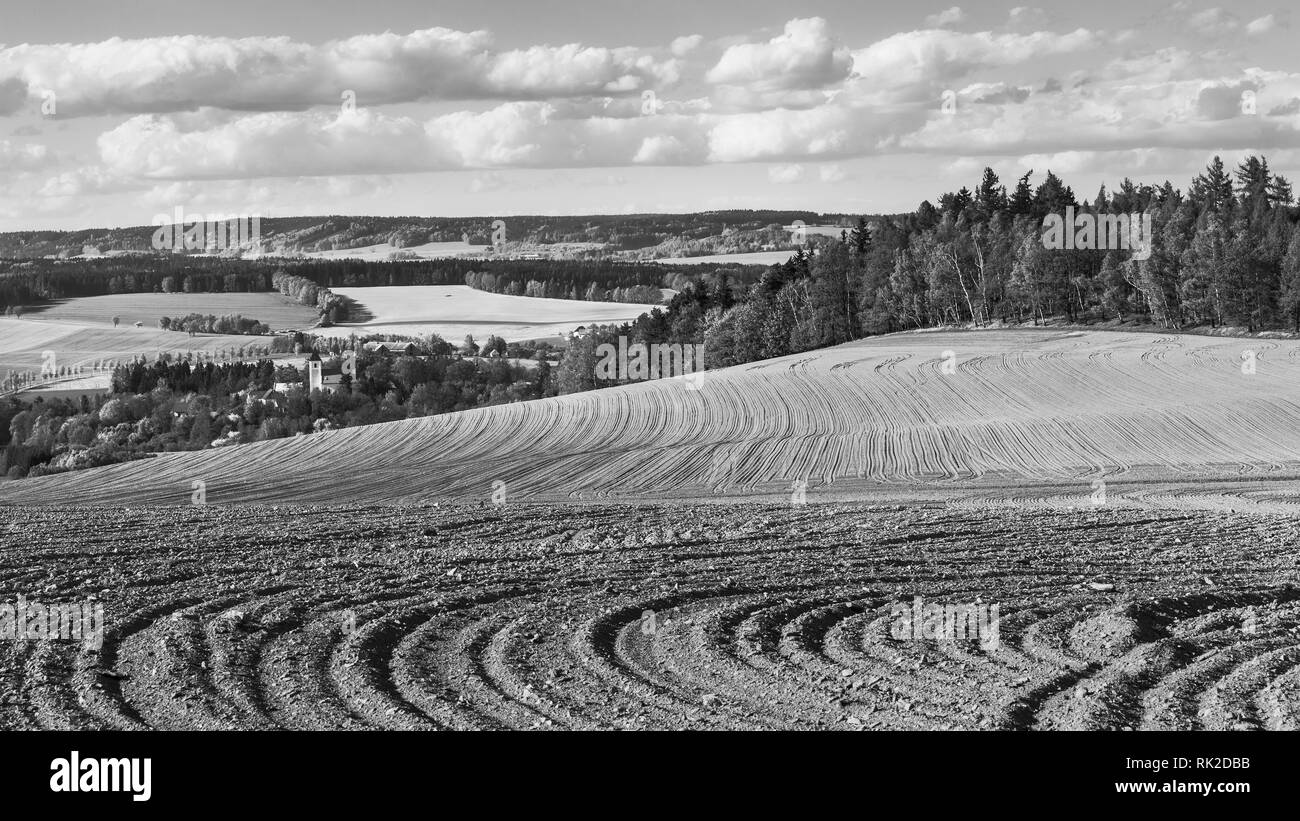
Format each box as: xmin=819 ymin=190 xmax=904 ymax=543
xmin=1268 ymin=174 xmax=1294 ymax=206
xmin=1191 ymin=156 xmax=1235 ymax=212
xmin=1032 ymin=170 xmax=1076 ymax=219
xmin=849 ymin=217 xmax=872 ymax=256
xmin=976 ymin=168 xmax=1007 ymax=214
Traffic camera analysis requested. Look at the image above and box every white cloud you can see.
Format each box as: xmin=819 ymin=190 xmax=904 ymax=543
xmin=0 ymin=28 xmax=681 ymax=117
xmin=924 ymin=7 xmax=966 ymax=28
xmin=670 ymin=35 xmax=704 ymax=57
xmin=707 ymin=105 xmax=862 ymax=162
xmin=768 ymin=164 xmax=805 ymax=183
xmin=850 ymin=28 xmax=1100 ymax=97
xmin=6 ymin=12 xmax=1300 ymax=224
xmin=1246 ymin=15 xmax=1277 ymax=36
xmin=633 ymin=135 xmax=692 ymax=164
xmin=707 ymin=18 xmax=852 ymax=91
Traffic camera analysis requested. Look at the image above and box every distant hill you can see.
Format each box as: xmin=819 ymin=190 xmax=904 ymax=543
xmin=0 ymin=211 xmax=883 ymax=260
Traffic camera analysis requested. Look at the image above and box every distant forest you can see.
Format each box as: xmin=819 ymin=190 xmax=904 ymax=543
xmin=0 ymin=256 xmax=732 ymax=324
xmin=0 ymin=210 xmax=855 ymax=258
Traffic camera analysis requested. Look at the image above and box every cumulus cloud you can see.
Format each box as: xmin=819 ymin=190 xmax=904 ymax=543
xmin=1007 ymin=7 xmax=1049 ymax=30
xmin=94 ymin=103 xmax=725 ymax=178
xmin=850 ymin=28 xmax=1099 ymax=98
xmin=924 ymin=7 xmax=966 ymax=28
xmin=0 ymin=28 xmax=681 ymax=117
xmin=1196 ymin=81 xmax=1258 ymax=121
xmin=633 ymin=135 xmax=693 ymax=164
xmin=706 ymin=105 xmax=867 ymax=162
xmin=899 ymin=67 xmax=1300 ymax=157
xmin=670 ymin=35 xmax=704 ymax=57
xmin=5 ymin=11 xmax=1300 ymax=224
xmin=706 ymin=18 xmax=852 ymax=91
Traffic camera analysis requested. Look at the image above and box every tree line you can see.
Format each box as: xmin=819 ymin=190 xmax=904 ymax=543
xmin=550 ymin=155 xmax=1299 ymax=386
xmin=160 ymin=314 xmax=271 ymax=335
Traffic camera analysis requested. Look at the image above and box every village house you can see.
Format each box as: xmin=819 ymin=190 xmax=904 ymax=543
xmin=362 ymin=341 xmax=416 ymax=356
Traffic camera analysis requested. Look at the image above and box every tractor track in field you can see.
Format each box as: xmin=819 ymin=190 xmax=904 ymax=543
xmin=2 ymin=502 xmax=1297 ymax=731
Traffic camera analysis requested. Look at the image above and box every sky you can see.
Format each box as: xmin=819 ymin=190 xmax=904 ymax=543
xmin=0 ymin=0 xmax=1297 ymax=230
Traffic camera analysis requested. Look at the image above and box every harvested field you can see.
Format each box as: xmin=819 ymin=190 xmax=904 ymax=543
xmin=28 ymin=292 xmax=318 ymax=331
xmin=315 ymin=285 xmax=655 ymax=343
xmin=655 ymin=250 xmax=798 ymax=265
xmin=0 ymin=317 xmax=270 ymax=378
xmin=0 ymin=503 xmax=1296 ymax=730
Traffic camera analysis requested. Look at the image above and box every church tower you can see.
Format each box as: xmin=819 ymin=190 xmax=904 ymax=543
xmin=306 ymin=351 xmax=323 ymax=392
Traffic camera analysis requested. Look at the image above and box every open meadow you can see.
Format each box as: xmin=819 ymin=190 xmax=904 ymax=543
xmin=28 ymin=292 xmax=318 ymax=330
xmin=317 ymin=284 xmax=657 ymax=343
xmin=0 ymin=316 xmax=277 ymax=391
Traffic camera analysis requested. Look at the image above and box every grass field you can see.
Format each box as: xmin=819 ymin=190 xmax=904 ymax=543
xmin=315 ymin=285 xmax=655 ymax=343
xmin=655 ymin=250 xmax=798 ymax=265
xmin=29 ymin=292 xmax=318 ymax=330
xmin=286 ymin=240 xmax=485 ymax=260
xmin=0 ymin=316 xmax=275 ymax=381
xmin=265 ymin=240 xmax=607 ymax=261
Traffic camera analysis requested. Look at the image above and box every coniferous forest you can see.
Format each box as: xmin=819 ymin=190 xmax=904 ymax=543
xmin=568 ymin=155 xmax=1300 ymax=385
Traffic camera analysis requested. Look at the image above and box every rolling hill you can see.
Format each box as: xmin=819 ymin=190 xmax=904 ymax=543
xmin=0 ymin=211 xmax=859 ymax=260
xmin=5 ymin=328 xmax=1300 ymax=510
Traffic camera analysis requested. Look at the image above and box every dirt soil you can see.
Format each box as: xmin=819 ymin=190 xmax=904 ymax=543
xmin=2 ymin=502 xmax=1297 ymax=730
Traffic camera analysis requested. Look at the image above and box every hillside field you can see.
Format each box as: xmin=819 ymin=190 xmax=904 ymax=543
xmin=6 ymin=328 xmax=1300 ymax=509
xmin=0 ymin=316 xmax=273 ymax=383
xmin=28 ymin=292 xmax=318 ymax=330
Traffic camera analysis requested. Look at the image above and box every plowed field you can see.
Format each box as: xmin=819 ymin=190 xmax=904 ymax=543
xmin=0 ymin=504 xmax=1296 ymax=730
xmin=4 ymin=328 xmax=1300 ymax=730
